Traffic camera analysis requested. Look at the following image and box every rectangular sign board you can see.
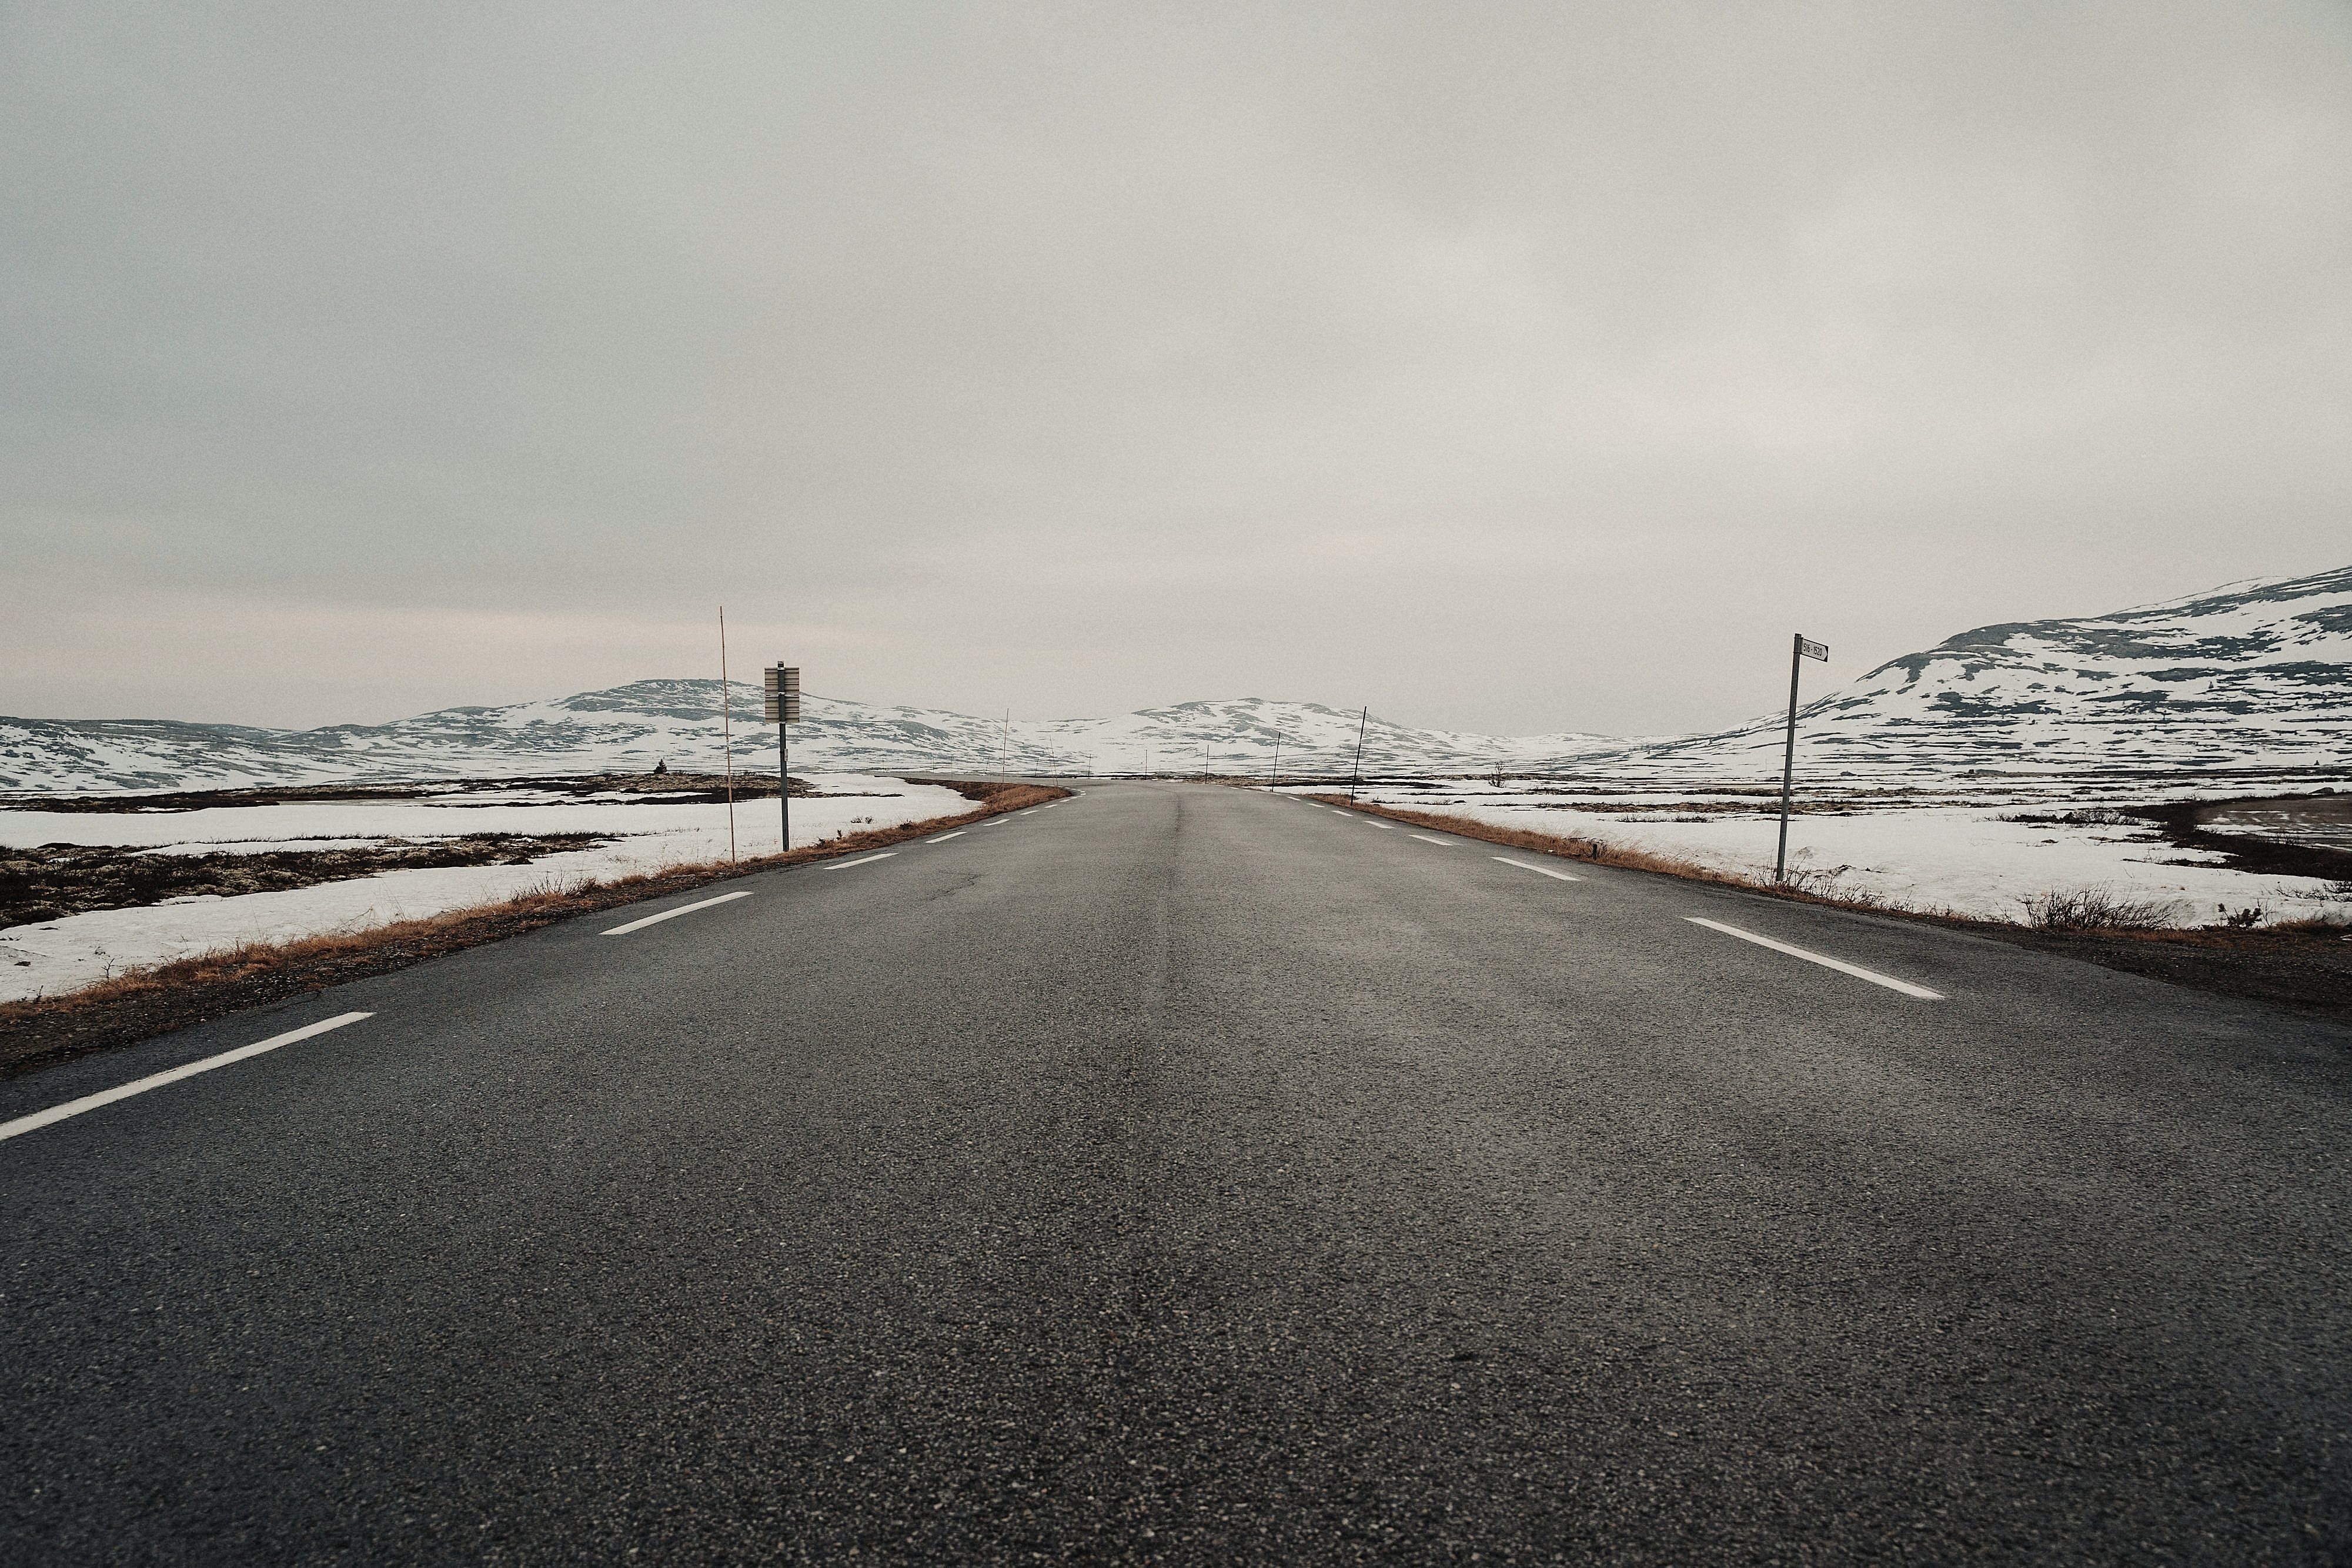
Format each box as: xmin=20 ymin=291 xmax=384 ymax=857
xmin=763 ymin=665 xmax=801 ymax=724
xmin=1796 ymin=637 xmax=1829 ymax=662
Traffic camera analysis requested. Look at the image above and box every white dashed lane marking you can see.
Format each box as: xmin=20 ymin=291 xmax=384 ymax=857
xmin=603 ymin=890 xmax=753 ymax=935
xmin=1685 ymin=917 xmax=1945 ymax=1001
xmin=0 ymin=1012 xmax=375 ymax=1145
xmin=1493 ymin=857 xmax=1582 ymax=882
xmin=823 ymin=852 xmax=898 ymax=872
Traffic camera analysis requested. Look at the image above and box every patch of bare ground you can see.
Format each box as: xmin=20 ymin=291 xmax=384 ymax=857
xmin=5 ymin=771 xmax=845 ymax=813
xmin=2132 ymin=791 xmax=2352 ymax=881
xmin=2 ymin=834 xmax=613 ymax=927
xmin=1308 ymin=793 xmax=2352 ymax=1016
xmin=0 ymin=781 xmax=1066 ymax=1078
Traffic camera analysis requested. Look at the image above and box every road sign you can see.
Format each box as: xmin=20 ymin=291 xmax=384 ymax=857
xmin=1798 ymin=637 xmax=1829 ymax=663
xmin=763 ymin=666 xmax=800 ymax=724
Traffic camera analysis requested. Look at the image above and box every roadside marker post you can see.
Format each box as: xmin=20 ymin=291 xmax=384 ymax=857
xmin=1775 ymin=634 xmax=1829 ymax=882
xmin=1348 ymin=706 xmax=1368 ymax=803
xmin=765 ymin=664 xmax=800 ymax=851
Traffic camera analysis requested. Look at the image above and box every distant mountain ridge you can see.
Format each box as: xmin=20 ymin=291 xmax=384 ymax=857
xmin=0 ymin=687 xmax=1612 ymax=793
xmin=3 ymin=566 xmax=2346 ymax=792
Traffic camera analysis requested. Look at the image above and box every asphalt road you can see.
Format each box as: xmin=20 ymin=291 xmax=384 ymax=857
xmin=4 ymin=782 xmax=2349 ymax=1564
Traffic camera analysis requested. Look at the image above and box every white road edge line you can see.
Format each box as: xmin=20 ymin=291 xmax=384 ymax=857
xmin=603 ymin=890 xmax=752 ymax=935
xmin=0 ymin=1012 xmax=375 ymax=1145
xmin=927 ymin=831 xmax=966 ymax=843
xmin=823 ymin=852 xmax=899 ymax=871
xmin=1408 ymin=834 xmax=1455 ymax=846
xmin=1685 ymin=917 xmax=1945 ymax=1001
xmin=1362 ymin=820 xmax=1396 ymax=830
xmin=1493 ymin=856 xmax=1582 ymax=882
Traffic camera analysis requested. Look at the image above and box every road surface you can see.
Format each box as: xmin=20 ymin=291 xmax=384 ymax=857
xmin=4 ymin=782 xmax=2348 ymax=1563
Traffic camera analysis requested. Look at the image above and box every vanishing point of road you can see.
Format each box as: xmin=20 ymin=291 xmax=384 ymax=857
xmin=4 ymin=783 xmax=2347 ymax=1563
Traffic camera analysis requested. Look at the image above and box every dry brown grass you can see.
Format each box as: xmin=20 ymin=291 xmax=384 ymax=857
xmin=1 ymin=781 xmax=1067 ymax=1076
xmin=1304 ymin=794 xmax=1771 ymax=891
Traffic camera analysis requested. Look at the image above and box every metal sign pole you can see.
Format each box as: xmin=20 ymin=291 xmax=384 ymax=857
xmin=765 ymin=664 xmax=801 ymax=854
xmin=1348 ymin=706 xmax=1368 ymax=803
xmin=1775 ymin=634 xmax=1828 ymax=882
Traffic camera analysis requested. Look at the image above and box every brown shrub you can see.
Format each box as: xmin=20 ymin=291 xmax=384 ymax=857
xmin=2019 ymin=887 xmax=2186 ymax=932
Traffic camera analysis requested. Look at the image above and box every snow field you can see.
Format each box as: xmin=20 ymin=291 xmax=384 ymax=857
xmin=0 ymin=775 xmax=969 ymax=1004
xmin=1302 ymin=783 xmax=2352 ymax=928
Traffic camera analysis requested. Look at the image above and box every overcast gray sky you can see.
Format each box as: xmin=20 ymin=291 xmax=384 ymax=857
xmin=5 ymin=1 xmax=2348 ymax=735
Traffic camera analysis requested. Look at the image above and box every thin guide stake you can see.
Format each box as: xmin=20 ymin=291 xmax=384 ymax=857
xmin=719 ymin=606 xmax=736 ymax=864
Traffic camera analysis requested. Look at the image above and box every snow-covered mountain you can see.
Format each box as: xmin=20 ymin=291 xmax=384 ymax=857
xmin=0 ymin=686 xmax=1612 ymax=793
xmin=1606 ymin=564 xmax=2352 ymax=779
xmin=4 ymin=566 xmax=2345 ymax=793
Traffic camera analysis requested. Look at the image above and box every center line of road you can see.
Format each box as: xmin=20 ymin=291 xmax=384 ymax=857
xmin=1408 ymin=834 xmax=1455 ymax=846
xmin=1493 ymin=856 xmax=1582 ymax=882
xmin=0 ymin=1012 xmax=375 ymax=1145
xmin=1685 ymin=917 xmax=1945 ymax=1001
xmin=823 ymin=852 xmax=898 ymax=871
xmin=927 ymin=831 xmax=966 ymax=843
xmin=603 ymin=890 xmax=752 ymax=935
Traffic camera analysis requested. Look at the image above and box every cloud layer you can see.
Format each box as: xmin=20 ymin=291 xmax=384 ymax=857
xmin=6 ymin=2 xmax=2348 ymax=731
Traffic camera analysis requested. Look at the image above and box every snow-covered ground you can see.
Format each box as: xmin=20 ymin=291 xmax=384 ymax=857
xmin=1297 ymin=779 xmax=2352 ymax=928
xmin=0 ymin=775 xmax=968 ymax=1003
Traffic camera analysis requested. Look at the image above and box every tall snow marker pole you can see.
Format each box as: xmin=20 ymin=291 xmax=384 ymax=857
xmin=1348 ymin=706 xmax=1368 ymax=803
xmin=719 ymin=607 xmax=737 ymax=864
xmin=1775 ymin=634 xmax=1830 ymax=882
xmin=1271 ymin=726 xmax=1282 ymax=788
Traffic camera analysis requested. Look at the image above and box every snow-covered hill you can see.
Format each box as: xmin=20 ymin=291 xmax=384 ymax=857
xmin=4 ymin=566 xmax=2345 ymax=793
xmin=1603 ymin=564 xmax=2352 ymax=780
xmin=0 ymin=687 xmax=1613 ymax=793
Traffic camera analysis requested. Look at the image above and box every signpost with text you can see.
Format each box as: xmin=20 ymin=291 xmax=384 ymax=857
xmin=764 ymin=665 xmax=800 ymax=851
xmin=1776 ymin=636 xmax=1829 ymax=882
